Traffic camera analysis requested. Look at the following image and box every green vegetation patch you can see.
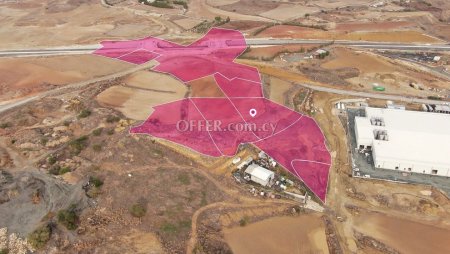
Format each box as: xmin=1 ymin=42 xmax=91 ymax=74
xmin=0 ymin=122 xmax=11 ymax=129
xmin=92 ymin=128 xmax=103 ymax=136
xmin=57 ymin=204 xmax=79 ymax=230
xmin=89 ymin=176 xmax=104 ymax=187
xmin=28 ymin=224 xmax=51 ymax=249
xmin=173 ymin=0 xmax=187 ymax=9
xmin=129 ymin=203 xmax=147 ymax=218
xmin=177 ymin=172 xmax=191 ymax=185
xmin=69 ymin=135 xmax=89 ymax=155
xmin=106 ymin=115 xmax=120 ymax=123
xmin=77 ymin=109 xmax=92 ymax=118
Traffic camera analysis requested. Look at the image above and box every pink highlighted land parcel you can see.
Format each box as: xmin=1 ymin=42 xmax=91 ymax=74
xmin=93 ymin=28 xmax=331 ymax=201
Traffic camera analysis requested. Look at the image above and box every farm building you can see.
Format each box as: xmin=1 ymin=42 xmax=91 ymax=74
xmin=355 ymin=107 xmax=450 ymax=176
xmin=244 ymin=164 xmax=275 ymax=186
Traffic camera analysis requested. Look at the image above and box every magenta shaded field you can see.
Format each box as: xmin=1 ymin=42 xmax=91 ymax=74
xmin=93 ymin=28 xmax=260 ymax=83
xmin=254 ymin=117 xmax=331 ymax=201
xmin=94 ymin=28 xmax=332 ymax=202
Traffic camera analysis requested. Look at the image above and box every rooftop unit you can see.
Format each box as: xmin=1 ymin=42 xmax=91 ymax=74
xmin=370 ymin=117 xmax=385 ymax=126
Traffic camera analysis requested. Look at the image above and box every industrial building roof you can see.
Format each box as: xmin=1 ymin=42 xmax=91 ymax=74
xmin=245 ymin=164 xmax=274 ymax=181
xmin=356 ymin=107 xmax=450 ymax=167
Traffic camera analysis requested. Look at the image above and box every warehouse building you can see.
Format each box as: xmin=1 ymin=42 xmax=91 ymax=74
xmin=244 ymin=164 xmax=275 ymax=186
xmin=355 ymin=107 xmax=450 ymax=177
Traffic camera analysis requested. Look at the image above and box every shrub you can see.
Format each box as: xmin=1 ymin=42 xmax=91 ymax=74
xmin=178 ymin=220 xmax=191 ymax=229
xmin=92 ymin=128 xmax=103 ymax=136
xmin=129 ymin=203 xmax=146 ymax=218
xmin=160 ymin=222 xmax=177 ymax=233
xmin=69 ymin=135 xmax=89 ymax=155
xmin=106 ymin=115 xmax=120 ymax=123
xmin=58 ymin=167 xmax=71 ymax=175
xmin=92 ymin=144 xmax=102 ymax=152
xmin=47 ymin=155 xmax=57 ymax=165
xmin=40 ymin=137 xmax=48 ymax=145
xmin=0 ymin=122 xmax=11 ymax=129
xmin=86 ymin=187 xmax=101 ymax=198
xmin=427 ymin=96 xmax=442 ymax=100
xmin=57 ymin=205 xmax=78 ymax=230
xmin=239 ymin=216 xmax=249 ymax=227
xmin=177 ymin=172 xmax=190 ymax=185
xmin=89 ymin=176 xmax=103 ymax=187
xmin=173 ymin=0 xmax=187 ymax=9
xmin=0 ymin=249 xmax=9 ymax=254
xmin=28 ymin=224 xmax=51 ymax=249
xmin=49 ymin=165 xmax=61 ymax=175
xmin=106 ymin=129 xmax=115 ymax=135
xmin=77 ymin=109 xmax=91 ymax=118
xmin=63 ymin=120 xmax=71 ymax=127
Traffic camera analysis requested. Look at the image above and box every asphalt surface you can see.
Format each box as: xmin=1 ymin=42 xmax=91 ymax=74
xmin=0 ymin=39 xmax=449 ymax=114
xmin=1 ymin=39 xmax=449 ymax=58
xmin=298 ymin=83 xmax=449 ymax=105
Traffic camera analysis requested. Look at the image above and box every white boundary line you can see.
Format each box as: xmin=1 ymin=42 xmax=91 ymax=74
xmin=188 ymin=98 xmax=224 ymax=156
xmin=94 ymin=28 xmax=333 ymax=203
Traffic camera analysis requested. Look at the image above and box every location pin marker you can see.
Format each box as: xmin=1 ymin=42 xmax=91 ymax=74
xmin=249 ymin=108 xmax=257 ymax=118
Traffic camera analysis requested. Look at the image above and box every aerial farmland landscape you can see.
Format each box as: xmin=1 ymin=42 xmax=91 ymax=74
xmin=0 ymin=0 xmax=449 ymax=254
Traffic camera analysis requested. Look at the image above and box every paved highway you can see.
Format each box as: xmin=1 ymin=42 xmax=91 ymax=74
xmin=247 ymin=39 xmax=450 ymax=51
xmin=0 ymin=39 xmax=448 ymax=114
xmin=297 ymin=83 xmax=449 ymax=105
xmin=0 ymin=39 xmax=449 ymax=58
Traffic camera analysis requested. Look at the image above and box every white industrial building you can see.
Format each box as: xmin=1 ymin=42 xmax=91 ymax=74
xmin=244 ymin=164 xmax=275 ymax=186
xmin=355 ymin=107 xmax=450 ymax=176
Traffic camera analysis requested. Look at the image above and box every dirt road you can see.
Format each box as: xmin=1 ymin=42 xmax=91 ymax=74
xmin=0 ymin=61 xmax=156 ymax=114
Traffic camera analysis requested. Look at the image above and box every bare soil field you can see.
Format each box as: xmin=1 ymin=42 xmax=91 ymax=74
xmin=0 ymin=1 xmax=162 ymax=48
xmin=187 ymin=0 xmax=272 ymax=22
xmin=320 ymin=47 xmax=449 ymax=96
xmin=256 ymin=25 xmax=443 ymax=43
xmin=256 ymin=25 xmax=333 ymax=39
xmin=267 ymin=76 xmax=292 ymax=105
xmin=335 ymin=21 xmax=416 ymax=32
xmin=224 ymin=214 xmax=329 ymax=254
xmin=321 ymin=48 xmax=394 ymax=73
xmin=216 ymin=0 xmax=279 ymax=16
xmin=354 ymin=212 xmax=450 ymax=254
xmin=336 ymin=31 xmax=443 ymax=43
xmin=96 ymin=71 xmax=187 ymax=120
xmin=259 ymin=4 xmax=320 ymax=21
xmin=187 ymin=76 xmax=225 ymax=98
xmin=0 ymin=55 xmax=132 ymax=101
xmin=173 ymin=18 xmax=203 ymax=30
xmin=220 ymin=20 xmax=268 ymax=33
xmin=242 ymin=44 xmax=318 ymax=60
xmin=206 ymin=0 xmax=240 ymax=7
